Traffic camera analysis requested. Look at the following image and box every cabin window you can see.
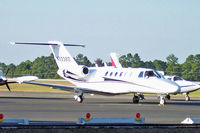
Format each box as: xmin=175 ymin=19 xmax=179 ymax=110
xmin=168 ymin=78 xmax=172 ymax=81
xmin=110 ymin=72 xmax=113 ymax=76
xmin=138 ymin=71 xmax=144 ymax=78
xmin=115 ymin=72 xmax=118 ymax=76
xmin=105 ymin=71 xmax=108 ymax=76
xmin=119 ymin=72 xmax=123 ymax=77
xmin=129 ymin=72 xmax=132 ymax=77
xmin=124 ymin=72 xmax=127 ymax=77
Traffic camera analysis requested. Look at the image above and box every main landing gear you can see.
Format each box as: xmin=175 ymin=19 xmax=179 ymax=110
xmin=133 ymin=94 xmax=139 ymax=103
xmin=137 ymin=93 xmax=145 ymax=100
xmin=165 ymin=94 xmax=171 ymax=100
xmin=165 ymin=93 xmax=191 ymax=101
xmin=74 ymin=92 xmax=84 ymax=103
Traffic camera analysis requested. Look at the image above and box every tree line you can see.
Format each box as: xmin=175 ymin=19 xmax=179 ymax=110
xmin=1 ymin=53 xmax=200 ymax=81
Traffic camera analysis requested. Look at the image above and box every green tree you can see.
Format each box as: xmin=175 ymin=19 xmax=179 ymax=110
xmin=6 ymin=63 xmax=16 ymax=78
xmin=95 ymin=58 xmax=104 ymax=67
xmin=153 ymin=60 xmax=167 ymax=71
xmin=131 ymin=53 xmax=144 ymax=67
xmin=119 ymin=53 xmax=133 ymax=67
xmin=75 ymin=53 xmax=93 ymax=66
xmin=0 ymin=62 xmax=7 ymax=72
xmin=15 ymin=60 xmax=32 ymax=76
xmin=166 ymin=54 xmax=181 ymax=76
xmin=190 ymin=54 xmax=200 ymax=81
xmin=181 ymin=55 xmax=194 ymax=80
xmin=144 ymin=61 xmax=155 ymax=69
xmin=31 ymin=54 xmax=58 ymax=79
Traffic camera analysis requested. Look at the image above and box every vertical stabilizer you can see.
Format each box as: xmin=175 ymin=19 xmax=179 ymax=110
xmin=49 ymin=41 xmax=78 ymax=69
xmin=110 ymin=53 xmax=122 ymax=68
xmin=11 ymin=41 xmax=85 ymax=78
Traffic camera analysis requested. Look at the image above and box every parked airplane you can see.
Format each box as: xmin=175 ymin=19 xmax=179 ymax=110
xmin=0 ymin=70 xmax=38 ymax=91
xmin=110 ymin=52 xmax=200 ymax=101
xmin=11 ymin=41 xmax=181 ymax=105
xmin=164 ymin=75 xmax=200 ymax=101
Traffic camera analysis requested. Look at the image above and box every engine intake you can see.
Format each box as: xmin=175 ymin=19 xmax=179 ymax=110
xmin=82 ymin=67 xmax=89 ymax=75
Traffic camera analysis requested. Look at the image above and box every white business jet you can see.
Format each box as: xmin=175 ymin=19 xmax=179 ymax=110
xmin=0 ymin=70 xmax=38 ymax=91
xmin=110 ymin=52 xmax=200 ymax=101
xmin=11 ymin=41 xmax=180 ymax=105
xmin=164 ymin=75 xmax=200 ymax=101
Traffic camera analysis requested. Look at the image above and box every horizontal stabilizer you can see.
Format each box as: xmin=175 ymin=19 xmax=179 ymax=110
xmin=10 ymin=41 xmax=85 ymax=47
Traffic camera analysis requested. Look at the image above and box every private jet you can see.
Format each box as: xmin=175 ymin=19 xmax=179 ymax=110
xmin=11 ymin=41 xmax=181 ymax=105
xmin=110 ymin=52 xmax=200 ymax=101
xmin=164 ymin=75 xmax=200 ymax=101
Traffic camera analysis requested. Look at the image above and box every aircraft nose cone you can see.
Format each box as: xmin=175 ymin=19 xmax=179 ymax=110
xmin=161 ymin=79 xmax=180 ymax=94
xmin=171 ymin=84 xmax=180 ymax=93
xmin=167 ymin=82 xmax=180 ymax=93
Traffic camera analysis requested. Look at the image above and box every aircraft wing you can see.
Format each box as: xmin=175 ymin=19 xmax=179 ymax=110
xmin=7 ymin=76 xmax=38 ymax=84
xmin=22 ymin=81 xmax=117 ymax=95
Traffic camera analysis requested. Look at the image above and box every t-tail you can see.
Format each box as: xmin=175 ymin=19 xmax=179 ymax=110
xmin=11 ymin=41 xmax=90 ymax=80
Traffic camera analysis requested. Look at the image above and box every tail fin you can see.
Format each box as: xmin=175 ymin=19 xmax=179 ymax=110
xmin=11 ymin=41 xmax=85 ymax=72
xmin=48 ymin=41 xmax=79 ymax=69
xmin=110 ymin=53 xmax=122 ymax=68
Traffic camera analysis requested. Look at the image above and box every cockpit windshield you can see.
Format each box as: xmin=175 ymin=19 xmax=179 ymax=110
xmin=144 ymin=70 xmax=161 ymax=79
xmin=173 ymin=76 xmax=183 ymax=81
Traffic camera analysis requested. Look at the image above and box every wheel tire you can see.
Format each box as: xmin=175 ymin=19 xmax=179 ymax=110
xmin=160 ymin=98 xmax=166 ymax=105
xmin=165 ymin=95 xmax=170 ymax=100
xmin=133 ymin=96 xmax=139 ymax=104
xmin=77 ymin=96 xmax=83 ymax=103
xmin=185 ymin=96 xmax=190 ymax=101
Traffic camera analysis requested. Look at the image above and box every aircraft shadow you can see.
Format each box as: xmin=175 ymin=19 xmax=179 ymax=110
xmin=1 ymin=96 xmax=200 ymax=106
xmin=85 ymin=99 xmax=200 ymax=106
xmin=0 ymin=97 xmax=71 ymax=101
xmin=139 ymin=100 xmax=200 ymax=106
xmin=85 ymin=101 xmax=133 ymax=105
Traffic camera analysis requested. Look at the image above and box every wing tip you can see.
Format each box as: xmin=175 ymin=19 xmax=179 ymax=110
xmin=10 ymin=41 xmax=16 ymax=45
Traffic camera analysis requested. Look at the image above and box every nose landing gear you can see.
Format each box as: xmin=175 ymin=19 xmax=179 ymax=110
xmin=74 ymin=92 xmax=84 ymax=103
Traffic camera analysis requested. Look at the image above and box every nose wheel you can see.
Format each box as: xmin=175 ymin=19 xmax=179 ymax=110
xmin=74 ymin=92 xmax=84 ymax=103
xmin=185 ymin=95 xmax=190 ymax=101
xmin=184 ymin=92 xmax=190 ymax=101
xmin=159 ymin=95 xmax=166 ymax=105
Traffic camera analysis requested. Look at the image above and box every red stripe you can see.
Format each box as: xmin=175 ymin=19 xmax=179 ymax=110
xmin=111 ymin=57 xmax=116 ymax=67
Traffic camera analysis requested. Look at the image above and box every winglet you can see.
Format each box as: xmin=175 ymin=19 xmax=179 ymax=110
xmin=10 ymin=42 xmax=16 ymax=45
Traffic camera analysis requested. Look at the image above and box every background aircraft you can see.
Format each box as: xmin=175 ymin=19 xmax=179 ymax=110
xmin=164 ymin=75 xmax=200 ymax=101
xmin=11 ymin=41 xmax=180 ymax=105
xmin=0 ymin=69 xmax=13 ymax=91
xmin=0 ymin=69 xmax=38 ymax=91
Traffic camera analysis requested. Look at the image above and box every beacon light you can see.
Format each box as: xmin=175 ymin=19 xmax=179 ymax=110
xmin=85 ymin=113 xmax=91 ymax=121
xmin=136 ymin=113 xmax=141 ymax=121
xmin=0 ymin=114 xmax=4 ymax=122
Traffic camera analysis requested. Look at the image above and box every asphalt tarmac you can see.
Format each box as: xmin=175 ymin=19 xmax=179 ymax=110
xmin=0 ymin=91 xmax=200 ymax=124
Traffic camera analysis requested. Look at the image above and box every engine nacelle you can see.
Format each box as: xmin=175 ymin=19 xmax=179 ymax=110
xmin=67 ymin=65 xmax=89 ymax=79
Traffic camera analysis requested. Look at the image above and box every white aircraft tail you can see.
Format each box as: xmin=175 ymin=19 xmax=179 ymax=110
xmin=48 ymin=41 xmax=79 ymax=69
xmin=11 ymin=41 xmax=86 ymax=79
xmin=110 ymin=53 xmax=122 ymax=68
